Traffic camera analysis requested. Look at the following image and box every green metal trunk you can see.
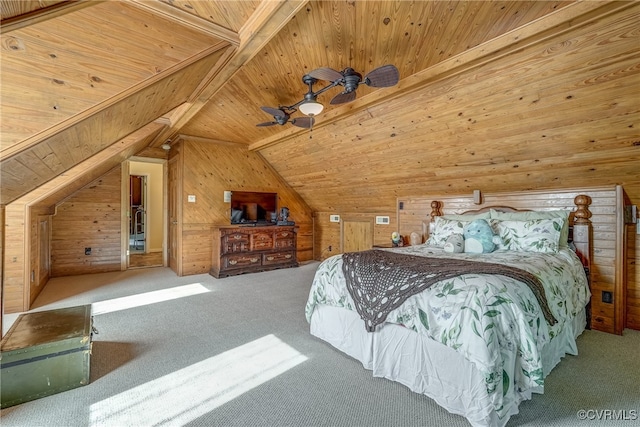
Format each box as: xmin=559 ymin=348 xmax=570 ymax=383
xmin=1 ymin=305 xmax=93 ymax=408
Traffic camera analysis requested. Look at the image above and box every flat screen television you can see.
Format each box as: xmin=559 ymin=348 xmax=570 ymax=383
xmin=230 ymin=191 xmax=278 ymax=224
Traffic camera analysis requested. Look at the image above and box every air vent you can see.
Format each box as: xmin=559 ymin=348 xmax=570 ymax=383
xmin=376 ymin=216 xmax=390 ymax=225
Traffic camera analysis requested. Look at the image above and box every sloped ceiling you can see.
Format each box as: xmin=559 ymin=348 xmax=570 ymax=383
xmin=2 ymin=1 xmax=638 ymax=213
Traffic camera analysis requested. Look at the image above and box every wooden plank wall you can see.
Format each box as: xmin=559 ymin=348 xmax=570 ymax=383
xmin=628 ymin=221 xmax=639 ymax=330
xmin=28 ymin=205 xmax=53 ymax=306
xmin=50 ymin=167 xmax=122 ymax=277
xmin=1 ymin=123 xmax=163 ymax=314
xmin=176 ymin=137 xmax=313 ymax=276
xmin=3 ymin=202 xmax=29 ymax=313
xmin=0 ymin=206 xmax=4 ymax=332
xmin=314 ymin=211 xmax=398 ymax=259
xmin=396 ymin=186 xmax=626 ymax=334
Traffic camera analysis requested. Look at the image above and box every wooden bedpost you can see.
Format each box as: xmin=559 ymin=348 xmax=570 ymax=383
xmin=572 ymin=195 xmax=592 ymax=267
xmin=426 ymin=201 xmax=442 ymax=237
xmin=572 ymin=194 xmax=592 ymax=328
xmin=430 ymin=201 xmax=442 ymax=220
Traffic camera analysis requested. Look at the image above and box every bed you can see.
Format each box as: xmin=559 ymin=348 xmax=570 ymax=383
xmin=305 ymin=196 xmax=593 ymax=427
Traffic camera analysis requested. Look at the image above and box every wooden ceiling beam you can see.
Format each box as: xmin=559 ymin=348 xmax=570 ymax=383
xmin=0 ymin=0 xmax=101 ymax=34
xmin=248 ymin=0 xmax=632 ymax=152
xmin=147 ymin=0 xmax=309 ymax=148
xmin=0 ymin=41 xmax=228 ymax=162
xmin=18 ymin=122 xmax=165 ymax=209
xmin=128 ymin=0 xmax=240 ymax=46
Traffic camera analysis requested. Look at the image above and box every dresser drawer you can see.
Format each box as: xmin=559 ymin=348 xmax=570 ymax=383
xmin=275 ymin=238 xmax=294 ymax=249
xmin=275 ymin=230 xmax=293 ymax=239
xmin=251 ymin=232 xmax=274 ymax=250
xmin=223 ymin=241 xmax=249 ymax=253
xmin=262 ymin=251 xmax=295 ymax=266
xmin=223 ymin=254 xmax=261 ymax=269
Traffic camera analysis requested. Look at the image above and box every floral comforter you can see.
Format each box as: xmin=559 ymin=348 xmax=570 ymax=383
xmin=305 ymin=245 xmax=590 ymax=419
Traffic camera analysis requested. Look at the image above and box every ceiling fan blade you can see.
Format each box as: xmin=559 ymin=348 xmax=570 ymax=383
xmin=291 ymin=117 xmax=315 ymax=129
xmin=308 ymin=67 xmax=343 ymax=82
xmin=364 ymin=64 xmax=399 ymax=87
xmin=330 ymin=91 xmax=357 ymax=105
xmin=261 ymin=106 xmax=286 ymax=117
xmin=256 ymin=121 xmax=278 ymax=127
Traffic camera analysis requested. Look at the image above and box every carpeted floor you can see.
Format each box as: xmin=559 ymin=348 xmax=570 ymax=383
xmin=1 ymin=263 xmax=638 ymax=427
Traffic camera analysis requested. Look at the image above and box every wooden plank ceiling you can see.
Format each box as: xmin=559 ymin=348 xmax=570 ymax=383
xmin=7 ymin=0 xmax=635 ymax=213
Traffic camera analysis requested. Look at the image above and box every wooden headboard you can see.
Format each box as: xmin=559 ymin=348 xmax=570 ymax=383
xmin=397 ymin=185 xmax=627 ymax=335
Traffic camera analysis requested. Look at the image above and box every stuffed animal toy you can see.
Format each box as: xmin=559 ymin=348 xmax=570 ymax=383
xmin=463 ymin=219 xmax=497 ymax=253
xmin=443 ymin=233 xmax=464 ymax=253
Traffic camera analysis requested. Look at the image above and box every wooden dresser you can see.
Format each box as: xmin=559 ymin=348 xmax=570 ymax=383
xmin=210 ymin=225 xmax=298 ymax=278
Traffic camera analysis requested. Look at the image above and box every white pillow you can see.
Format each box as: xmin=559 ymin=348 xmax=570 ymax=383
xmin=492 ymin=218 xmax=564 ymax=253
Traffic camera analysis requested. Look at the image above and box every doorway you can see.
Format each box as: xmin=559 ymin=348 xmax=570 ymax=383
xmin=125 ymin=159 xmax=166 ymax=269
xmin=130 ymin=175 xmax=147 ymax=253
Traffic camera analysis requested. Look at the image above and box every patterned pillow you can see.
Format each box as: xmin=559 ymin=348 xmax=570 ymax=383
xmin=490 ymin=209 xmax=570 ymax=248
xmin=426 ymin=217 xmax=468 ymax=247
xmin=492 ymin=218 xmax=564 ymax=253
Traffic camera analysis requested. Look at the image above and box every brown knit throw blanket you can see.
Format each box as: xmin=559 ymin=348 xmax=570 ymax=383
xmin=341 ymin=249 xmax=557 ymax=332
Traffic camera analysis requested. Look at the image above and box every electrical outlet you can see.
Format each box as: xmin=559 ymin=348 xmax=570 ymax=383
xmin=330 ymin=215 xmax=340 ymax=223
xmin=602 ymin=291 xmax=613 ymax=304
xmin=328 ymin=246 xmax=332 ymax=252
xmin=85 ymin=247 xmax=91 ymax=255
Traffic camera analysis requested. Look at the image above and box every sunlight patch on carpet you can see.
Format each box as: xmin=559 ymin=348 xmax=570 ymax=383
xmin=91 ymin=283 xmax=210 ymax=315
xmin=89 ymin=334 xmax=308 ymax=425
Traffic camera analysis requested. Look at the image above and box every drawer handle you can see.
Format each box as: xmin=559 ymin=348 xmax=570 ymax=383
xmin=251 ymin=258 xmax=259 ymax=263
xmin=267 ymin=256 xmax=274 ymax=261
xmin=285 ymin=254 xmax=292 ymax=259
xmin=232 ymin=235 xmax=242 ymax=240
xmin=281 ymin=232 xmax=289 ymax=237
xmin=229 ymin=260 xmax=238 ymax=265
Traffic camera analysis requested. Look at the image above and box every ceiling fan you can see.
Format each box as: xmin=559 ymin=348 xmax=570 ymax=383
xmin=257 ymin=64 xmax=399 ymax=128
xmin=256 ymin=106 xmax=315 ymax=129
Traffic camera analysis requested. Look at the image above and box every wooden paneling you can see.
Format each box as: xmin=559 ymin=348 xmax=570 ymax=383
xmin=3 ymin=203 xmax=29 ymax=313
xmin=258 ymin=4 xmax=639 ymax=334
xmin=184 ymin=0 xmax=576 ymax=144
xmin=1 ymin=124 xmax=162 ymax=313
xmin=1 ymin=49 xmax=226 ymax=206
xmin=0 ymin=0 xmax=67 ymax=21
xmin=29 ymin=208 xmax=52 ymax=306
xmin=395 ymin=186 xmax=627 ymax=334
xmin=627 ymin=223 xmax=639 ymax=330
xmin=144 ymin=0 xmax=260 ymax=34
xmin=173 ymin=137 xmax=313 ymax=276
xmin=1 ymin=1 xmax=226 ymax=148
xmin=259 ymin=4 xmax=639 ymax=219
xmin=341 ymin=218 xmax=373 ymax=253
xmin=50 ymin=167 xmax=122 ymax=277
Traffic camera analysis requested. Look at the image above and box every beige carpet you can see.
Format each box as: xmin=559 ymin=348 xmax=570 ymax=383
xmin=1 ymin=264 xmax=639 ymax=427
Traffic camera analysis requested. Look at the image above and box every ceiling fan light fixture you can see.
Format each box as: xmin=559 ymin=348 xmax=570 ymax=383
xmin=299 ymin=100 xmax=324 ymax=116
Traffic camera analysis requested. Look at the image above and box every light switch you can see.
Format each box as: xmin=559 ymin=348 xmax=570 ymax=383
xmin=330 ymin=215 xmax=340 ymax=223
xmin=188 ymin=195 xmax=196 ymax=203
